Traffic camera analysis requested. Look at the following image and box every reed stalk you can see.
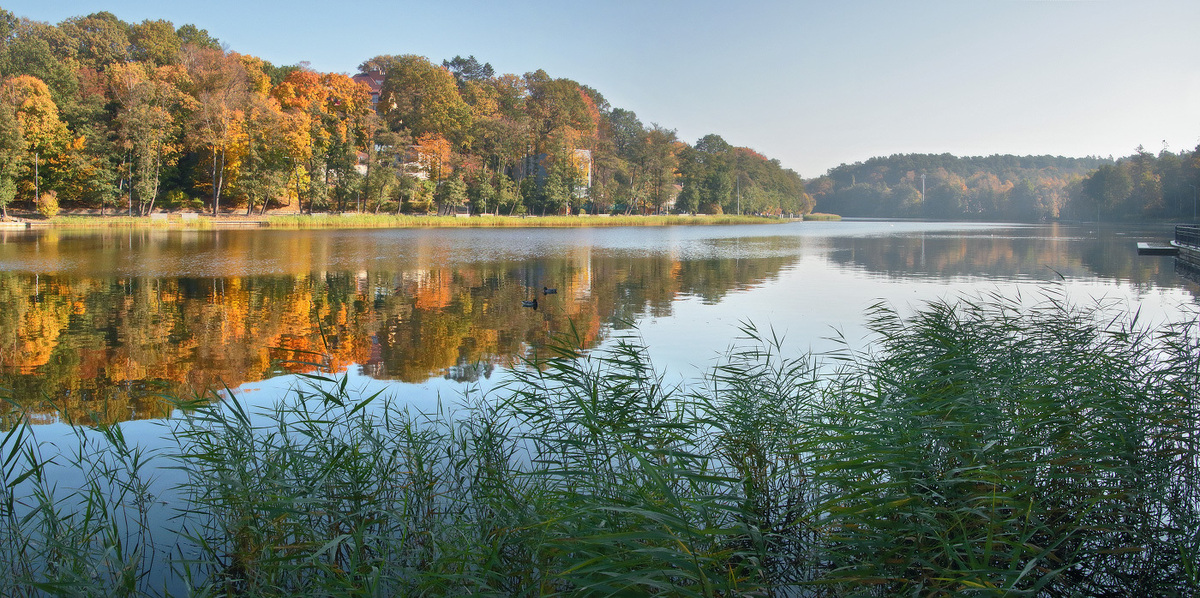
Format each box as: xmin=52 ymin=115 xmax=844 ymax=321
xmin=0 ymin=292 xmax=1195 ymax=596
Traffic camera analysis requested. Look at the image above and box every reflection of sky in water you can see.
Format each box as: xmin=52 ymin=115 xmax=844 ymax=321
xmin=11 ymin=220 xmax=1197 ymax=597
xmin=5 ymin=221 xmax=1196 ymax=419
xmin=216 ymin=222 xmax=1197 ymax=414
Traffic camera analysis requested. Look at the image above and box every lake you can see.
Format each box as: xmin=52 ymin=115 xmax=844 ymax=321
xmin=3 ymin=219 xmax=1198 ymax=596
xmin=0 ymin=220 xmax=1196 ymax=422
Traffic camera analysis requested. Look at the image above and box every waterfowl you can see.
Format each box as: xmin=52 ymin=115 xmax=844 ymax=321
xmin=542 ymin=286 xmax=557 ymax=295
xmin=521 ymin=298 xmax=538 ymax=309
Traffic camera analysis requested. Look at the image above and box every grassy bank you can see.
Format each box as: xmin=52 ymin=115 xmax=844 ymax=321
xmin=2 ymin=293 xmax=1197 ymax=596
xmin=26 ymin=213 xmax=794 ymax=230
xmin=802 ymin=212 xmax=841 ymax=221
xmin=264 ymin=213 xmax=787 ymax=228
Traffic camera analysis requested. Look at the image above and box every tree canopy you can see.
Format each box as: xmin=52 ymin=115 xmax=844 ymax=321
xmin=808 ymin=153 xmax=1121 ymax=221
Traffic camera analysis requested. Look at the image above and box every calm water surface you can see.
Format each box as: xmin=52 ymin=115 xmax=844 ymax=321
xmin=0 ymin=220 xmax=1196 ymax=422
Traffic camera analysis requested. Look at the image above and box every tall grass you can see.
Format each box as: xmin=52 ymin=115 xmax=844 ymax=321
xmin=810 ymin=293 xmax=1200 ymax=595
xmin=32 ymin=213 xmax=784 ymax=230
xmin=1 ymin=292 xmax=1196 ymax=596
xmin=1 ymin=410 xmax=161 ymax=597
xmin=34 ymin=215 xmax=209 ymax=229
xmin=802 ymin=213 xmax=842 ymax=221
xmin=261 ymin=213 xmax=782 ymax=229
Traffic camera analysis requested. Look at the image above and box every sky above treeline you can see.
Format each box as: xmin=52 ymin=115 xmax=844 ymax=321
xmin=4 ymin=0 xmax=1198 ymax=178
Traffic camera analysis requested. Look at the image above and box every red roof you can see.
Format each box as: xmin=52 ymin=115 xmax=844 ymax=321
xmin=352 ymin=70 xmax=384 ymax=94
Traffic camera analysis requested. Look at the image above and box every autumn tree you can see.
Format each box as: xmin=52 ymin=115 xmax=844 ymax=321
xmin=129 ymin=19 xmax=181 ymax=67
xmin=434 ymin=174 xmax=467 ymax=215
xmin=442 ymin=55 xmax=494 ymax=85
xmin=321 ymin=73 xmax=371 ymax=211
xmin=524 ymin=69 xmax=598 ymax=156
xmin=371 ymin=54 xmax=472 ymax=145
xmin=183 ymin=45 xmax=248 ymax=215
xmin=1 ymin=75 xmax=72 ymax=202
xmin=413 ymin=133 xmax=452 ymax=183
xmin=362 ymin=112 xmax=406 ymax=213
xmin=643 ymin=126 xmax=678 ymax=213
xmin=0 ymin=99 xmax=25 ymax=218
xmin=109 ymin=62 xmax=190 ymax=215
xmin=1 ymin=20 xmax=80 ymax=118
xmin=176 ymin=24 xmax=220 ymax=50
xmin=238 ymin=94 xmax=295 ymax=215
xmin=272 ymin=69 xmax=371 ymax=212
xmin=57 ymin=12 xmax=132 ymax=71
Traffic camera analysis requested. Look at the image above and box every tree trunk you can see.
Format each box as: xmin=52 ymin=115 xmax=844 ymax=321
xmin=211 ymin=146 xmax=226 ymax=217
xmin=145 ymin=157 xmax=160 ymax=216
xmin=211 ymin=151 xmax=219 ymax=216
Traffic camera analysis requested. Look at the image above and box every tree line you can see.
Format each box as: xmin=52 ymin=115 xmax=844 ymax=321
xmin=811 ymin=148 xmax=1200 ymax=222
xmin=1078 ymin=145 xmax=1200 ymax=221
xmin=0 ymin=10 xmax=812 ymax=218
xmin=809 ymin=153 xmax=1111 ymax=221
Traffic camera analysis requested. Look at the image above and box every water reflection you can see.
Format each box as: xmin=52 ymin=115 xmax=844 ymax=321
xmin=0 ymin=222 xmax=1195 ymax=425
xmin=0 ymin=249 xmax=796 ymax=423
xmin=826 ymin=223 xmax=1189 ymax=290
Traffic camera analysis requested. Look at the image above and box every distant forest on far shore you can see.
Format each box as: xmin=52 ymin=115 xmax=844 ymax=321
xmin=810 ymin=146 xmax=1200 ymax=222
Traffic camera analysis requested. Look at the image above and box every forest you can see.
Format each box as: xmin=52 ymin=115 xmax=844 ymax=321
xmin=0 ymin=10 xmax=813 ymax=219
xmin=809 ymin=147 xmax=1200 ymax=222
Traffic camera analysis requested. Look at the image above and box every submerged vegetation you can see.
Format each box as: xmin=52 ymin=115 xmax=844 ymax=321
xmin=2 ymin=293 xmax=1198 ymax=596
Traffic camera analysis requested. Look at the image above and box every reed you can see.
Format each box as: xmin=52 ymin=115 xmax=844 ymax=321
xmin=0 ymin=292 xmax=1196 ymax=596
xmin=31 ymin=212 xmax=799 ymax=231
xmin=33 ymin=213 xmax=786 ymax=230
xmin=802 ymin=212 xmax=842 ymax=221
xmin=35 ymin=215 xmax=194 ymax=229
xmin=261 ymin=213 xmax=782 ymax=229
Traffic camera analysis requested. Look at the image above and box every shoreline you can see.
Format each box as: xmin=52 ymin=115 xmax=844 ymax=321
xmin=3 ymin=212 xmax=839 ymax=230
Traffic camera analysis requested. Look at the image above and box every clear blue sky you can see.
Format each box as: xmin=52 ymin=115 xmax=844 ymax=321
xmin=4 ymin=0 xmax=1198 ymax=178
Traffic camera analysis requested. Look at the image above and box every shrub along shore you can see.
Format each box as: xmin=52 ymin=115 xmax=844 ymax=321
xmin=7 ymin=212 xmax=837 ymax=230
xmin=1 ymin=292 xmax=1196 ymax=596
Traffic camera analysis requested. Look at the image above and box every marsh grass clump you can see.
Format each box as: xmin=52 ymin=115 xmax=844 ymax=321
xmin=811 ymin=293 xmax=1200 ymax=595
xmin=0 ymin=292 xmax=1196 ymax=596
xmin=802 ymin=212 xmax=842 ymax=221
xmin=262 ymin=213 xmax=779 ymax=229
xmin=1 ymin=410 xmax=161 ymax=597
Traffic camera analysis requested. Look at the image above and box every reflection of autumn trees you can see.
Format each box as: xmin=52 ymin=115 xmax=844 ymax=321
xmin=0 ymin=250 xmax=794 ymax=423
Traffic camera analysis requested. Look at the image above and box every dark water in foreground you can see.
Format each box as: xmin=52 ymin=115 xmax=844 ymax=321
xmin=0 ymin=220 xmax=1195 ymax=422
